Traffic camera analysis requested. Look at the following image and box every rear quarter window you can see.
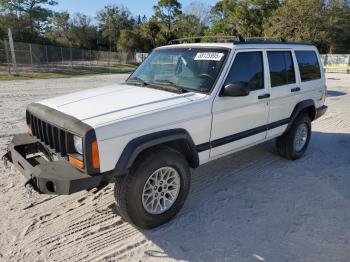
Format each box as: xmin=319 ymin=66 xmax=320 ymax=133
xmin=295 ymin=51 xmax=321 ymax=81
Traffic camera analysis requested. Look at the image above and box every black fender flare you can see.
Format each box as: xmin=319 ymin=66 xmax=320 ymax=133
xmin=287 ymin=99 xmax=316 ymax=131
xmin=114 ymin=128 xmax=199 ymax=176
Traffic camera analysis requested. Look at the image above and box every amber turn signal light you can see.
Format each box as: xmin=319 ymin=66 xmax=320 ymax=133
xmin=91 ymin=140 xmax=100 ymax=169
xmin=68 ymin=155 xmax=84 ymax=169
xmin=28 ymin=127 xmax=33 ymax=136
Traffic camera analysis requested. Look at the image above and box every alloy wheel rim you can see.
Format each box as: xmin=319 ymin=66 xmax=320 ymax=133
xmin=294 ymin=123 xmax=308 ymax=152
xmin=142 ymin=166 xmax=181 ymax=215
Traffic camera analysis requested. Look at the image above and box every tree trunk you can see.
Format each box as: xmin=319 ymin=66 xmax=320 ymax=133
xmin=29 ymin=14 xmax=34 ymax=33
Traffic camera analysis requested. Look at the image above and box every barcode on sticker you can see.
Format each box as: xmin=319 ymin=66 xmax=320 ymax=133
xmin=194 ymin=52 xmax=224 ymax=61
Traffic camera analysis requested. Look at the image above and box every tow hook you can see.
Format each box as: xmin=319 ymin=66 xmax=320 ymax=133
xmin=25 ymin=179 xmax=35 ymax=196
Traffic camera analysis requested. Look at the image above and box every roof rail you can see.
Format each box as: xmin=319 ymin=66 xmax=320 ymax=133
xmin=168 ymin=35 xmax=245 ymax=45
xmin=168 ymin=35 xmax=312 ymax=46
xmin=245 ymin=36 xmax=286 ymax=42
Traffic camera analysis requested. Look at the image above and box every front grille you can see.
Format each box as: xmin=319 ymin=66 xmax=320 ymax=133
xmin=26 ymin=111 xmax=68 ymax=156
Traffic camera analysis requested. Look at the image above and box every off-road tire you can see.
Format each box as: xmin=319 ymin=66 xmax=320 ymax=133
xmin=114 ymin=147 xmax=191 ymax=229
xmin=276 ymin=114 xmax=312 ymax=160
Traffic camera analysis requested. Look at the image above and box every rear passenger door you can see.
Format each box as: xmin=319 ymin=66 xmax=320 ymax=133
xmin=266 ymin=50 xmax=300 ymax=138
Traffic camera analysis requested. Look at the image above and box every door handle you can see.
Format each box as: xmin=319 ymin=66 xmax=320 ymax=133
xmin=258 ymin=93 xmax=270 ymax=99
xmin=291 ymin=87 xmax=301 ymax=92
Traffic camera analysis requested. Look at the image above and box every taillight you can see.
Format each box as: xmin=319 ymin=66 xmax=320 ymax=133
xmin=323 ymin=84 xmax=327 ymax=101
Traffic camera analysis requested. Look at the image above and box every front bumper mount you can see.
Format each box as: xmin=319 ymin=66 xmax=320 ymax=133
xmin=3 ymin=134 xmax=111 ymax=195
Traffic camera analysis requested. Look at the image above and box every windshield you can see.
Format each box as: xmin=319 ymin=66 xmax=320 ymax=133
xmin=127 ymin=47 xmax=229 ymax=93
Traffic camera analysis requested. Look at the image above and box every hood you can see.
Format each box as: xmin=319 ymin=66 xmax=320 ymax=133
xmin=38 ymin=84 xmax=206 ymax=127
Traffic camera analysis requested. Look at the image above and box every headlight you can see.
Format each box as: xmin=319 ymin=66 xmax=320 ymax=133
xmin=73 ymin=135 xmax=83 ymax=155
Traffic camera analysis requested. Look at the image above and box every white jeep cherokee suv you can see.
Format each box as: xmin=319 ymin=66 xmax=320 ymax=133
xmin=4 ymin=41 xmax=327 ymax=228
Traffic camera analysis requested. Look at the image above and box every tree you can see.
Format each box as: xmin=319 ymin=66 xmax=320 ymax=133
xmin=231 ymin=0 xmax=260 ymax=37
xmin=45 ymin=12 xmax=98 ymax=49
xmin=185 ymin=1 xmax=211 ymax=26
xmin=96 ymin=5 xmax=134 ymax=51
xmin=70 ymin=13 xmax=98 ymax=49
xmin=117 ymin=29 xmax=140 ymax=52
xmin=137 ymin=15 xmax=142 ymax=25
xmin=205 ymin=0 xmax=238 ymax=36
xmin=153 ymin=0 xmax=182 ymax=33
xmin=4 ymin=0 xmax=57 ymax=33
xmin=143 ymin=19 xmax=162 ymax=48
xmin=45 ymin=11 xmax=71 ymax=45
xmin=325 ymin=0 xmax=350 ymax=53
xmin=175 ymin=14 xmax=204 ymax=38
xmin=1 ymin=0 xmax=349 ymax=54
xmin=265 ymin=0 xmax=328 ymax=50
xmin=0 ymin=0 xmax=57 ymax=43
xmin=206 ymin=0 xmax=279 ymax=38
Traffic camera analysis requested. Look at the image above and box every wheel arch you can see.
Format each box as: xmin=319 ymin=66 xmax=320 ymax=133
xmin=114 ymin=129 xmax=199 ymax=176
xmin=287 ymin=99 xmax=316 ymax=131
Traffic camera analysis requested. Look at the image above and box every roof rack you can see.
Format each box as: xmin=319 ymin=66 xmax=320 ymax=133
xmin=168 ymin=35 xmax=245 ymax=45
xmin=245 ymin=36 xmax=286 ymax=42
xmin=168 ymin=35 xmax=312 ymax=45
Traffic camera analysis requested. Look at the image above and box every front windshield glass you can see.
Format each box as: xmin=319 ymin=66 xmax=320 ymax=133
xmin=127 ymin=47 xmax=229 ymax=93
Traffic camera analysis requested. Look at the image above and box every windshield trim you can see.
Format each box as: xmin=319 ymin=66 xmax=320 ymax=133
xmin=126 ymin=46 xmax=232 ymax=95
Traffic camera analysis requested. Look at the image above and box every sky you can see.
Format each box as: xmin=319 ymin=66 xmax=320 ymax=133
xmin=52 ymin=0 xmax=218 ymax=19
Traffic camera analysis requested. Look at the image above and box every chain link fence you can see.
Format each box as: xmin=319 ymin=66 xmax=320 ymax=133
xmin=320 ymin=54 xmax=350 ymax=74
xmin=0 ymin=39 xmax=147 ymax=76
xmin=1 ymin=39 xmax=349 ymax=76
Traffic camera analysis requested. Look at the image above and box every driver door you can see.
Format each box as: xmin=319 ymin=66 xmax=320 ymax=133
xmin=210 ymin=50 xmax=270 ymax=158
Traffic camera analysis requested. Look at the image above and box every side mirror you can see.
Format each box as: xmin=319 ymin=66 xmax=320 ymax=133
xmin=221 ymin=81 xmax=250 ymax=97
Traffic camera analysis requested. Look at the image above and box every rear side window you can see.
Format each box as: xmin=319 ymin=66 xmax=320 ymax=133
xmin=225 ymin=52 xmax=264 ymax=91
xmin=295 ymin=51 xmax=321 ymax=81
xmin=267 ymin=51 xmax=296 ymax=87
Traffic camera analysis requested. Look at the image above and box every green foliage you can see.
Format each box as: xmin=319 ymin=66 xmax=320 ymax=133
xmin=117 ymin=29 xmax=150 ymax=52
xmin=265 ymin=0 xmax=350 ymax=53
xmin=206 ymin=0 xmax=280 ymax=37
xmin=96 ymin=5 xmax=134 ymax=51
xmin=325 ymin=0 xmax=350 ymax=53
xmin=143 ymin=19 xmax=163 ymax=48
xmin=45 ymin=11 xmax=71 ymax=45
xmin=45 ymin=12 xmax=98 ymax=49
xmin=265 ymin=0 xmax=327 ymax=44
xmin=175 ymin=14 xmax=204 ymax=38
xmin=4 ymin=0 xmax=57 ymax=32
xmin=153 ymin=0 xmax=182 ymax=39
xmin=0 ymin=0 xmax=349 ymax=53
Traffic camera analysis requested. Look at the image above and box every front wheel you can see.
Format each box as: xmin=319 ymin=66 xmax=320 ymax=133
xmin=276 ymin=114 xmax=311 ymax=160
xmin=114 ymin=147 xmax=191 ymax=229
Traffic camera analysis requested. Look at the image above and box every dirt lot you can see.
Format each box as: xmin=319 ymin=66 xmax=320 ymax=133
xmin=0 ymin=73 xmax=350 ymax=262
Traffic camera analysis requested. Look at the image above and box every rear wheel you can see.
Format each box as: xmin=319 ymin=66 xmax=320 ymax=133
xmin=276 ymin=114 xmax=311 ymax=160
xmin=114 ymin=147 xmax=191 ymax=229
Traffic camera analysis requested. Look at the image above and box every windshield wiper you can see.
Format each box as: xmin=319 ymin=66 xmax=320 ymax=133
xmin=127 ymin=76 xmax=149 ymax=86
xmin=149 ymin=79 xmax=176 ymax=85
xmin=147 ymin=80 xmax=189 ymax=93
xmin=127 ymin=78 xmax=189 ymax=94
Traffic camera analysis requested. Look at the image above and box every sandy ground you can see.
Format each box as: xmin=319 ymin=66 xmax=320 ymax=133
xmin=0 ymin=73 xmax=350 ymax=262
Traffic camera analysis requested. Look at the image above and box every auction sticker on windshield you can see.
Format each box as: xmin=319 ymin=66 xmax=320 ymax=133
xmin=194 ymin=52 xmax=224 ymax=61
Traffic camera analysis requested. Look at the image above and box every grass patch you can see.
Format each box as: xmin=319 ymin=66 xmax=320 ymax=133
xmin=0 ymin=65 xmax=136 ymax=81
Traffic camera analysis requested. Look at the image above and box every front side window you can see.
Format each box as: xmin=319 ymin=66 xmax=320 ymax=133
xmin=224 ymin=52 xmax=264 ymax=91
xmin=295 ymin=51 xmax=321 ymax=81
xmin=267 ymin=51 xmax=296 ymax=87
xmin=127 ymin=47 xmax=229 ymax=93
